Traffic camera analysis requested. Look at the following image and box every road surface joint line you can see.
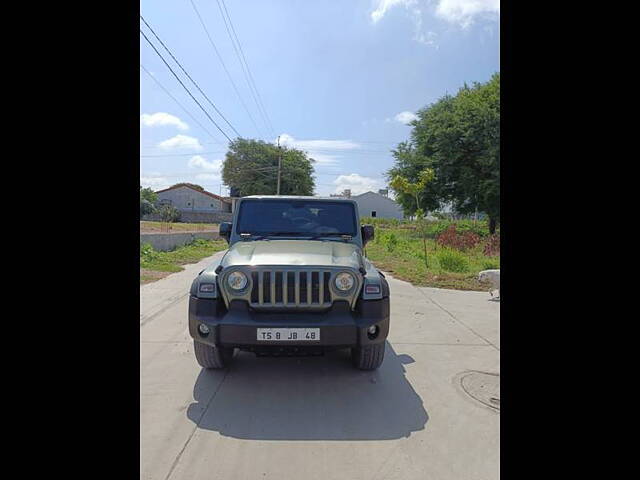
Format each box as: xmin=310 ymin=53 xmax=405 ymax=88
xmin=414 ymin=286 xmax=500 ymax=352
xmin=140 ymin=292 xmax=189 ymax=328
xmin=163 ymin=368 xmax=230 ymax=480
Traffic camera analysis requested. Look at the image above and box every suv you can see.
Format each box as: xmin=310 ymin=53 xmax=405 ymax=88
xmin=188 ymin=196 xmax=390 ymax=370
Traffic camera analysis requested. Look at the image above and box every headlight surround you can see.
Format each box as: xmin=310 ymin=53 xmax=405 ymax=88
xmin=227 ymin=271 xmax=248 ymax=291
xmin=334 ymin=272 xmax=355 ymax=291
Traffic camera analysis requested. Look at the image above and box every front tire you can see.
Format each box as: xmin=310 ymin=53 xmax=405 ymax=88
xmin=194 ymin=341 xmax=234 ymax=369
xmin=351 ymin=342 xmax=385 ymax=370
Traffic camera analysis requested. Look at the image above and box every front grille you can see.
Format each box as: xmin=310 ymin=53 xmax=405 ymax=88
xmin=249 ymin=269 xmax=334 ymax=308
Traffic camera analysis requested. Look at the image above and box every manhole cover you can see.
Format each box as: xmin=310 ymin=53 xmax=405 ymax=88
xmin=456 ymin=371 xmax=500 ymax=411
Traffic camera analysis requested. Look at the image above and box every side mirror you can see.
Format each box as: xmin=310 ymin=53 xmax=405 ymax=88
xmin=219 ymin=222 xmax=232 ymax=243
xmin=361 ymin=225 xmax=374 ymax=246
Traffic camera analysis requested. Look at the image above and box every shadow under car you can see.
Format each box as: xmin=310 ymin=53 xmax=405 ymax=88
xmin=186 ymin=342 xmax=428 ymax=441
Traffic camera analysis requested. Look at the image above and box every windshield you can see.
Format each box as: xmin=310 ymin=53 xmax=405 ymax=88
xmin=236 ymin=200 xmax=357 ymax=237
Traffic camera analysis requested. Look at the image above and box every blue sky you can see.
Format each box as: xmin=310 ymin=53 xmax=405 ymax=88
xmin=140 ymin=0 xmax=500 ymax=197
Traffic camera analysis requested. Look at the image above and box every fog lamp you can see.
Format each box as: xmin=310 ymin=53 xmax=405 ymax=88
xmin=367 ymin=325 xmax=379 ymax=339
xmin=198 ymin=324 xmax=210 ymax=335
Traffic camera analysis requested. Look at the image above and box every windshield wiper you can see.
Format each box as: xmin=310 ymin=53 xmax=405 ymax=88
xmin=239 ymin=233 xmax=269 ymax=241
xmin=308 ymin=233 xmax=353 ymax=241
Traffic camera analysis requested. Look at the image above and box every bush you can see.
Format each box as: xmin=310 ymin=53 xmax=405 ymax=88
xmin=383 ymin=232 xmax=398 ymax=252
xmin=436 ymin=224 xmax=482 ymax=251
xmin=483 ymin=234 xmax=500 ymax=256
xmin=140 ymin=243 xmax=160 ymax=262
xmin=140 ymin=199 xmax=155 ymax=218
xmin=428 ymin=219 xmax=490 ymax=238
xmin=481 ymin=258 xmax=500 ymax=270
xmin=436 ymin=248 xmax=470 ymax=273
xmin=158 ymin=205 xmax=181 ymax=223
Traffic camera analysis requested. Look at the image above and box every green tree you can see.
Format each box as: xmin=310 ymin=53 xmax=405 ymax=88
xmin=222 ymin=138 xmax=315 ymax=196
xmin=140 ymin=186 xmax=158 ymax=218
xmin=140 ymin=199 xmax=155 ymax=218
xmin=158 ymin=205 xmax=181 ymax=223
xmin=388 ymin=72 xmax=500 ymax=233
xmin=389 ymin=169 xmax=435 ymax=213
xmin=140 ymin=186 xmax=158 ymax=203
xmin=167 ymin=182 xmax=204 ymax=192
xmin=390 ymin=169 xmax=435 ymax=268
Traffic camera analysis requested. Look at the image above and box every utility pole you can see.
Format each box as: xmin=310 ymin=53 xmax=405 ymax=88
xmin=276 ymin=135 xmax=282 ymax=195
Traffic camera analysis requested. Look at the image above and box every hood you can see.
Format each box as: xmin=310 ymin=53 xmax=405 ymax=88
xmin=221 ymin=240 xmax=363 ymax=270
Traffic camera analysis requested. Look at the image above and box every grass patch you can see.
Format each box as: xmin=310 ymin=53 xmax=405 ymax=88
xmin=366 ymin=226 xmax=499 ymax=291
xmin=436 ymin=248 xmax=470 ymax=273
xmin=140 ymin=221 xmax=218 ymax=233
xmin=140 ymin=239 xmax=227 ymax=284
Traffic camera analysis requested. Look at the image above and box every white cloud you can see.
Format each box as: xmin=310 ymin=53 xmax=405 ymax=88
xmin=371 ymin=0 xmax=416 ymax=24
xmin=370 ymin=0 xmax=499 ymax=44
xmin=140 ymin=112 xmax=189 ymax=131
xmin=140 ymin=175 xmax=170 ymax=190
xmin=436 ymin=0 xmax=500 ymax=28
xmin=333 ymin=174 xmax=384 ymax=196
xmin=278 ymin=134 xmax=360 ymax=151
xmin=188 ymin=155 xmax=223 ymax=181
xmin=157 ymin=134 xmax=203 ymax=151
xmin=188 ymin=155 xmax=222 ymax=171
xmin=277 ymin=133 xmax=361 ymax=165
xmin=393 ymin=111 xmax=418 ymax=124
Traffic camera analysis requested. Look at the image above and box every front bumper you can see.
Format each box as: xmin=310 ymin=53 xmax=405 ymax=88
xmin=189 ymin=296 xmax=389 ymax=350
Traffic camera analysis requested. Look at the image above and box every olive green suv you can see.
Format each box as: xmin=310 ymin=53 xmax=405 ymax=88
xmin=188 ymin=196 xmax=390 ymax=370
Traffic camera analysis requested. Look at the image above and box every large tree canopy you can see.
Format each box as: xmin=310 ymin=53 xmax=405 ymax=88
xmin=388 ymin=72 xmax=500 ymax=232
xmin=222 ymin=138 xmax=315 ymax=196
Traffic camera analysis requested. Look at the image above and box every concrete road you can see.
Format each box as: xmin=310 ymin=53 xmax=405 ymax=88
xmin=141 ymin=252 xmax=500 ymax=480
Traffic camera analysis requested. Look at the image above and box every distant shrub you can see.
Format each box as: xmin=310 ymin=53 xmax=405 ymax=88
xmin=436 ymin=224 xmax=481 ymax=251
xmin=483 ymin=234 xmax=500 ymax=256
xmin=360 ymin=217 xmax=407 ymax=228
xmin=158 ymin=205 xmax=181 ymax=223
xmin=436 ymin=248 xmax=469 ymax=273
xmin=383 ymin=232 xmax=398 ymax=252
xmin=481 ymin=258 xmax=500 ymax=270
xmin=140 ymin=199 xmax=155 ymax=218
xmin=429 ymin=219 xmax=490 ymax=238
xmin=140 ymin=243 xmax=160 ymax=262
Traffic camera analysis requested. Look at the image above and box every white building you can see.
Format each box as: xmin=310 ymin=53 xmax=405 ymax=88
xmin=351 ymin=190 xmax=404 ymax=220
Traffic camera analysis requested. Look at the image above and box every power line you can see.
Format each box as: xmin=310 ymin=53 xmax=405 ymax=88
xmin=215 ymin=0 xmax=275 ymax=137
xmin=188 ymin=0 xmax=264 ymax=139
xmin=140 ymin=64 xmax=221 ymax=143
xmin=140 ymin=151 xmax=227 ymax=158
xmin=140 ymin=28 xmax=234 ymax=143
xmin=140 ymin=15 xmax=241 ymax=139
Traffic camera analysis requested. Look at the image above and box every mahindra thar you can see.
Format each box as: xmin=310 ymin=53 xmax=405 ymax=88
xmin=188 ymin=196 xmax=390 ymax=370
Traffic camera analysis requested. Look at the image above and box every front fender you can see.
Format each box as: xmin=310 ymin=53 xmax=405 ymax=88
xmin=190 ymin=254 xmax=226 ymax=299
xmin=360 ymin=257 xmax=389 ymax=300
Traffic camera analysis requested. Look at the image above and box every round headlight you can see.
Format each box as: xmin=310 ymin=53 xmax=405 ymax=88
xmin=227 ymin=271 xmax=248 ymax=291
xmin=334 ymin=272 xmax=355 ymax=291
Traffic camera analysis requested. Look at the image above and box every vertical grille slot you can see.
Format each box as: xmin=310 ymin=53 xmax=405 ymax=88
xmin=263 ymin=271 xmax=271 ymax=304
xmin=299 ymin=272 xmax=308 ymax=304
xmin=312 ymin=272 xmax=320 ymax=304
xmin=275 ymin=272 xmax=283 ymax=303
xmin=251 ymin=272 xmax=259 ymax=303
xmin=323 ymin=272 xmax=332 ymax=303
xmin=287 ymin=272 xmax=295 ymax=304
